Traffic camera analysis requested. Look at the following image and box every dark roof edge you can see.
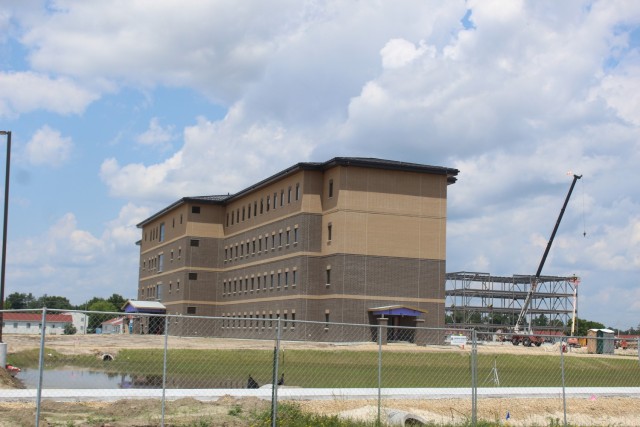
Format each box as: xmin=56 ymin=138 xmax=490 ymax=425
xmin=137 ymin=157 xmax=459 ymax=228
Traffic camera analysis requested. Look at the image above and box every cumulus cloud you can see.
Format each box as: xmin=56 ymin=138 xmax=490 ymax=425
xmin=8 ymin=211 xmax=140 ymax=303
xmin=135 ymin=117 xmax=176 ymax=150
xmin=0 ymin=71 xmax=98 ymax=117
xmin=101 ymin=103 xmax=314 ymax=203
xmin=24 ymin=125 xmax=73 ymax=167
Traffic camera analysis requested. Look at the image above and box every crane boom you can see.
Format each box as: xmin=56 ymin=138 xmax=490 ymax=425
xmin=513 ymin=174 xmax=582 ymax=333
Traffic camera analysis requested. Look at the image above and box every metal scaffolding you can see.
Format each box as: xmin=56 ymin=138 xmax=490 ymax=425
xmin=445 ymin=271 xmax=578 ymax=332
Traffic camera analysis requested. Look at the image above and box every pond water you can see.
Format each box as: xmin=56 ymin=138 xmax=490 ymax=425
xmin=16 ymin=367 xmax=246 ymax=389
xmin=17 ymin=367 xmax=162 ymax=389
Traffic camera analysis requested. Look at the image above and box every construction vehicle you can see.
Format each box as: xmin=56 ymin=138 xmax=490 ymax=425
xmin=510 ymin=174 xmax=582 ymax=346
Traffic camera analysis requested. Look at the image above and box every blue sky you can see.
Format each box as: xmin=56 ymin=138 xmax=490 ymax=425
xmin=1 ymin=0 xmax=639 ymax=329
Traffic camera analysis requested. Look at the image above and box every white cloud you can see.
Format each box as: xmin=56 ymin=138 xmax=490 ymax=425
xmin=0 ymin=71 xmax=98 ymax=117
xmin=135 ymin=117 xmax=175 ymax=150
xmin=8 ymin=212 xmax=140 ymax=304
xmin=24 ymin=125 xmax=73 ymax=167
xmin=101 ymin=103 xmax=314 ymax=203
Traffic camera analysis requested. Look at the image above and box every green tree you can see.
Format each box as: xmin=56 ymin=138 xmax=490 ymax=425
xmin=573 ymin=317 xmax=606 ymax=337
xmin=4 ymin=292 xmax=36 ymax=309
xmin=35 ymin=294 xmax=73 ymax=310
xmin=532 ymin=314 xmax=549 ymax=327
xmin=63 ymin=323 xmax=77 ymax=335
xmin=87 ymin=300 xmax=118 ymax=332
xmin=106 ymin=294 xmax=127 ymax=311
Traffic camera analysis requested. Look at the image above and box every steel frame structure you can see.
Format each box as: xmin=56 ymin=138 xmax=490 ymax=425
xmin=445 ymin=271 xmax=577 ymax=332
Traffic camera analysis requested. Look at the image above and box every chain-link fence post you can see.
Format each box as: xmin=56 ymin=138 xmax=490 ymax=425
xmin=271 ymin=316 xmax=282 ymax=427
xmin=471 ymin=329 xmax=477 ymax=427
xmin=560 ymin=336 xmax=567 ymax=427
xmin=161 ymin=314 xmax=169 ymax=427
xmin=35 ymin=307 xmax=47 ymax=427
xmin=377 ymin=323 xmax=382 ymax=427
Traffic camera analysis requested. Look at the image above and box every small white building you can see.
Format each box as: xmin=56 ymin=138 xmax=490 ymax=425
xmin=101 ymin=316 xmax=126 ymax=334
xmin=1 ymin=313 xmax=73 ymax=335
xmin=63 ymin=311 xmax=89 ymax=335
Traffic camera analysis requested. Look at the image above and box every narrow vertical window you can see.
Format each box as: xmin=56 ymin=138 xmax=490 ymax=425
xmin=248 ymin=204 xmax=251 ymax=219
xmin=295 ymin=183 xmax=300 ymax=200
xmin=159 ymin=223 xmax=165 ymax=242
xmin=286 ymin=230 xmax=290 ymax=245
xmin=328 ymin=179 xmax=334 ymax=198
xmin=260 ymin=198 xmax=264 ymax=214
xmin=273 ymin=192 xmax=277 ymax=209
xmin=267 ymin=196 xmax=270 ymax=211
xmin=294 ymin=227 xmax=298 ymax=243
xmin=226 ymin=213 xmax=229 ymax=227
xmin=326 ymin=267 xmax=331 ymax=285
xmin=242 ymin=207 xmax=245 ymax=221
xmin=325 ymin=311 xmax=330 ymax=329
xmin=280 ymin=190 xmax=284 ymax=206
xmin=293 ymin=270 xmax=297 ymax=285
xmin=287 ymin=186 xmax=292 ymax=203
xmin=328 ymin=223 xmax=332 ymax=241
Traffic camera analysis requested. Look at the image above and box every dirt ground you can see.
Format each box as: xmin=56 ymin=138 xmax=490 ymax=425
xmin=0 ymin=334 xmax=638 ymax=426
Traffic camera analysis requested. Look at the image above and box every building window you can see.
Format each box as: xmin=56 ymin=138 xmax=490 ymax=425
xmin=295 ymin=183 xmax=300 ymax=200
xmin=280 ymin=190 xmax=284 ymax=206
xmin=283 ymin=313 xmax=288 ymax=328
xmin=293 ymin=269 xmax=297 ymax=285
xmin=178 ymin=247 xmax=182 ymax=259
xmin=288 ymin=187 xmax=292 ymax=203
xmin=270 ymin=274 xmax=274 ymax=289
xmin=252 ymin=240 xmax=256 ymax=254
xmin=328 ymin=223 xmax=332 ymax=241
xmin=226 ymin=213 xmax=229 ymax=227
xmin=231 ymin=213 xmax=234 ymax=225
xmin=271 ymin=234 xmax=275 ymax=249
xmin=278 ymin=232 xmax=282 ymax=247
xmin=158 ymin=254 xmax=164 ymax=272
xmin=190 ymin=239 xmax=200 ymax=247
xmin=159 ymin=223 xmax=165 ymax=242
xmin=192 ymin=206 xmax=201 ymax=214
xmin=254 ymin=201 xmax=258 ymax=217
xmin=277 ymin=272 xmax=281 ymax=287
xmin=236 ymin=209 xmax=240 ymax=223
xmin=187 ymin=306 xmax=196 ymax=315
xmin=189 ymin=272 xmax=198 ymax=280
xmin=251 ymin=277 xmax=255 ymax=291
xmin=286 ymin=230 xmax=290 ymax=245
xmin=170 ymin=250 xmax=174 ymax=262
xmin=257 ymin=276 xmax=261 ymax=291
xmin=177 ymin=280 xmax=180 ymax=291
xmin=247 ymin=204 xmax=251 ymax=219
xmin=273 ymin=192 xmax=278 ymax=209
xmin=258 ymin=238 xmax=262 ymax=252
xmin=294 ymin=227 xmax=299 ymax=243
xmin=242 ymin=207 xmax=245 ymax=221
xmin=266 ymin=196 xmax=270 ymax=211
xmin=325 ymin=311 xmax=330 ymax=329
xmin=328 ymin=179 xmax=334 ymax=198
xmin=285 ymin=271 xmax=289 ymax=287
xmin=260 ymin=198 xmax=264 ymax=214
xmin=326 ymin=267 xmax=331 ymax=286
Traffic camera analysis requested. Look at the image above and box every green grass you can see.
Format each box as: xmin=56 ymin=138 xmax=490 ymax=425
xmin=7 ymin=348 xmax=640 ymax=388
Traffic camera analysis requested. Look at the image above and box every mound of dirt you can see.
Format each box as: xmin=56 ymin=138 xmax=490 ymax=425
xmin=0 ymin=369 xmax=23 ymax=390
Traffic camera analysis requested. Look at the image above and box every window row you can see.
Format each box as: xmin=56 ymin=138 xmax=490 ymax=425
xmin=144 ymin=211 xmax=186 ymax=243
xmin=142 ymin=247 xmax=185 ymax=274
xmin=221 ymin=311 xmax=296 ymax=329
xmin=226 ymin=183 xmax=301 ymax=227
xmin=223 ymin=267 xmax=298 ymax=296
xmin=224 ymin=226 xmax=299 ymax=262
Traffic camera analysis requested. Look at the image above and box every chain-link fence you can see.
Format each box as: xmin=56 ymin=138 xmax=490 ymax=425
xmin=1 ymin=308 xmax=639 ymax=426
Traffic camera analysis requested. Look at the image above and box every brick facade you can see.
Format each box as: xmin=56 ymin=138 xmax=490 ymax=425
xmin=137 ymin=158 xmax=458 ymax=340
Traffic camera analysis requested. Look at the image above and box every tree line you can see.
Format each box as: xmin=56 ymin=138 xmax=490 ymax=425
xmin=3 ymin=292 xmax=127 ymax=314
